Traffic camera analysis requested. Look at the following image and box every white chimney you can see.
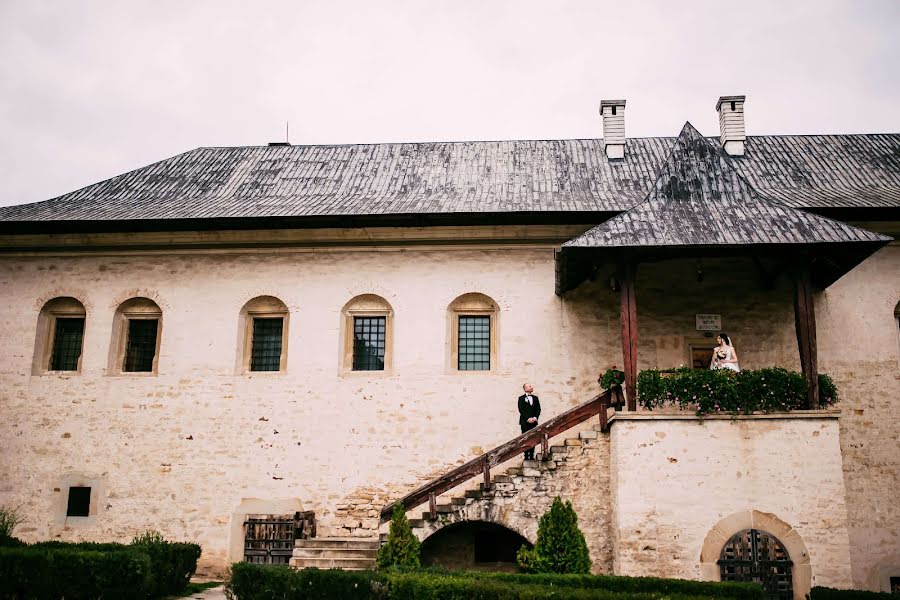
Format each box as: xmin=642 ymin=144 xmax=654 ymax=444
xmin=715 ymin=95 xmax=746 ymax=156
xmin=600 ymin=99 xmax=626 ymax=159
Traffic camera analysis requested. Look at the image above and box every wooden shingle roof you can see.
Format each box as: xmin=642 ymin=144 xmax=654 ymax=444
xmin=555 ymin=123 xmax=892 ymax=292
xmin=0 ymin=131 xmax=899 ymax=226
xmin=562 ymin=123 xmax=891 ymax=248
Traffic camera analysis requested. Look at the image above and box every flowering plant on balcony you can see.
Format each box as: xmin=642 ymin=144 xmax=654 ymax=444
xmin=636 ymin=367 xmax=838 ymax=415
xmin=598 ymin=366 xmax=625 ymax=390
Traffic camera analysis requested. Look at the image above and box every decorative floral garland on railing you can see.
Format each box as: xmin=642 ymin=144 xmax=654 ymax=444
xmin=636 ymin=367 xmax=838 ymax=416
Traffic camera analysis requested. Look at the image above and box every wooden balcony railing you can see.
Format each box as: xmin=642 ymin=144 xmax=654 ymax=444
xmin=379 ymin=386 xmax=624 ymax=523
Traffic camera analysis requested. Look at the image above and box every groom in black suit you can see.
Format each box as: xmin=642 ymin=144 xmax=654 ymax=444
xmin=518 ymin=383 xmax=541 ymax=460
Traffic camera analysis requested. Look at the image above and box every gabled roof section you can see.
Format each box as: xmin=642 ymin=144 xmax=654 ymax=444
xmin=563 ymin=122 xmax=891 ymax=248
xmin=0 ymin=131 xmax=899 ymax=229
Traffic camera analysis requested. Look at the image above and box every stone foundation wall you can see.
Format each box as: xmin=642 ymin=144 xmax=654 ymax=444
xmin=609 ymin=413 xmax=852 ymax=599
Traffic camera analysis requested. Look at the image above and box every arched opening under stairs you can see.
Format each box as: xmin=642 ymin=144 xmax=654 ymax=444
xmin=420 ymin=520 xmax=532 ymax=572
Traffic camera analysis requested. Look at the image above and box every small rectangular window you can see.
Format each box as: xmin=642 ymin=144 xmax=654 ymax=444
xmin=66 ymin=486 xmax=91 ymax=517
xmin=890 ymin=576 xmax=899 ymax=593
xmin=458 ymin=315 xmax=490 ymax=371
xmin=123 ymin=319 xmax=158 ymax=372
xmin=50 ymin=317 xmax=85 ymax=371
xmin=352 ymin=316 xmax=385 ymax=371
xmin=250 ymin=317 xmax=284 ymax=372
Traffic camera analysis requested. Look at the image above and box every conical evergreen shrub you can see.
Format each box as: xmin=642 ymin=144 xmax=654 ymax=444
xmin=516 ymin=496 xmax=591 ymax=574
xmin=376 ymin=503 xmax=421 ymax=571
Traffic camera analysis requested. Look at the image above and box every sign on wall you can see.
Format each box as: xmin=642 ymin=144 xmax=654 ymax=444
xmin=695 ymin=314 xmax=722 ymax=331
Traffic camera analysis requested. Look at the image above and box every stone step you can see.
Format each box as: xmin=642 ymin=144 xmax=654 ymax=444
xmin=289 ymin=556 xmax=376 ymax=570
xmin=451 ymin=497 xmax=467 ymax=506
xmin=292 ymin=547 xmax=378 ymax=560
xmin=294 ymin=537 xmax=380 ymax=550
xmin=579 ymin=430 xmax=599 ymax=440
xmin=464 ymin=489 xmax=483 ymax=499
xmin=565 ymin=438 xmax=582 ymax=446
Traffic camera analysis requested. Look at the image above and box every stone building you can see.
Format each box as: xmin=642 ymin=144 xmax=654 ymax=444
xmin=0 ymin=95 xmax=898 ymax=597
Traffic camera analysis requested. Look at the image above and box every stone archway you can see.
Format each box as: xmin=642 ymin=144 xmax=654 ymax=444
xmin=420 ymin=520 xmax=532 ymax=572
xmin=699 ymin=510 xmax=810 ymax=600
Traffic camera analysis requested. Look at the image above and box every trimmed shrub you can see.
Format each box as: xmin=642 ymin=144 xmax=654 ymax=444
xmin=637 ymin=367 xmax=838 ymax=415
xmin=225 ymin=565 xmax=762 ymax=600
xmin=376 ymin=503 xmax=421 ymax=571
xmin=809 ymin=586 xmax=897 ymax=599
xmin=517 ymin=497 xmax=591 ymax=574
xmin=388 ymin=572 xmax=713 ymax=599
xmin=598 ymin=367 xmax=625 ymax=390
xmin=3 ymin=536 xmax=201 ymax=599
xmin=227 ymin=563 xmax=387 ymax=600
xmin=0 ymin=546 xmax=152 ymax=600
xmin=454 ymin=572 xmax=763 ymax=599
xmin=132 ymin=530 xmax=203 ymax=597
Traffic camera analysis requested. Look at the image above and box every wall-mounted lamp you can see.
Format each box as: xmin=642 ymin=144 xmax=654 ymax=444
xmin=609 ymin=275 xmax=621 ymax=293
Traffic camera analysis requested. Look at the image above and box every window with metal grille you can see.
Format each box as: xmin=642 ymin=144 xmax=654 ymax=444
xmin=50 ymin=317 xmax=85 ymax=371
xmin=352 ymin=316 xmax=385 ymax=370
xmin=123 ymin=319 xmax=158 ymax=372
xmin=458 ymin=315 xmax=490 ymax=370
xmin=66 ymin=486 xmax=91 ymax=517
xmin=719 ymin=529 xmax=793 ymax=600
xmin=250 ymin=318 xmax=284 ymax=372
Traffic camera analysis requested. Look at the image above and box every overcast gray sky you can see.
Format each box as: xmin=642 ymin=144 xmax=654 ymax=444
xmin=1 ymin=0 xmax=898 ymax=207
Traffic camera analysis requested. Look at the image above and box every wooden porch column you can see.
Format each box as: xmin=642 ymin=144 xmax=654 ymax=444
xmin=793 ymin=267 xmax=819 ymax=409
xmin=619 ymin=261 xmax=638 ymax=411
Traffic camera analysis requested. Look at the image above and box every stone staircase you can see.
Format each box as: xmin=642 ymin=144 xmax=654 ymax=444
xmin=397 ymin=424 xmax=608 ymax=542
xmin=290 ymin=537 xmax=380 ymax=570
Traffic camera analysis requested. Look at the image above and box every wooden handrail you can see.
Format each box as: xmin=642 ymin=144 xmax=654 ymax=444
xmin=380 ymin=386 xmax=624 ymax=523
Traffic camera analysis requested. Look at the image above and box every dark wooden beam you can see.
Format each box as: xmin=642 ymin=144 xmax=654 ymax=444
xmin=793 ymin=267 xmax=819 ymax=409
xmin=619 ymin=261 xmax=638 ymax=411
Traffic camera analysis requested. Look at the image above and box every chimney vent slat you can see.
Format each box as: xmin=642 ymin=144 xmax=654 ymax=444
xmin=600 ymin=99 xmax=627 ymax=160
xmin=716 ymin=95 xmax=746 ymax=156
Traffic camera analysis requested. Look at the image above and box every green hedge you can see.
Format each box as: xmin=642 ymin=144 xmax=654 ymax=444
xmin=226 ymin=564 xmax=763 ymax=600
xmin=387 ymin=571 xmax=724 ymax=599
xmin=809 ymin=586 xmax=897 ymax=599
xmin=0 ymin=538 xmax=201 ymax=599
xmin=452 ymin=572 xmax=762 ymax=599
xmin=228 ymin=563 xmax=388 ymax=600
xmin=637 ymin=367 xmax=838 ymax=415
xmin=0 ymin=546 xmax=152 ymax=600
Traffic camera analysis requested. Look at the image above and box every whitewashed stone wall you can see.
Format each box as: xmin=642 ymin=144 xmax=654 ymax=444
xmin=0 ymin=235 xmax=896 ymax=589
xmin=609 ymin=413 xmax=852 ymax=600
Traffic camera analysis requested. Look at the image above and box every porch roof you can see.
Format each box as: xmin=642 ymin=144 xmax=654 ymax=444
xmin=556 ymin=123 xmax=892 ymax=293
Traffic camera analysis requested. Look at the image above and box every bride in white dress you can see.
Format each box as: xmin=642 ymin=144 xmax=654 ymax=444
xmin=710 ymin=333 xmax=740 ymax=372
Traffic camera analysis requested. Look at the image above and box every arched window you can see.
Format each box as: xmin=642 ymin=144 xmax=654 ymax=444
xmin=33 ymin=297 xmax=86 ymax=374
xmin=718 ymin=529 xmax=793 ymax=599
xmin=109 ymin=297 xmax=162 ymax=375
xmin=341 ymin=295 xmax=393 ymax=373
xmin=448 ymin=293 xmax=499 ymax=372
xmin=238 ymin=296 xmax=289 ymax=373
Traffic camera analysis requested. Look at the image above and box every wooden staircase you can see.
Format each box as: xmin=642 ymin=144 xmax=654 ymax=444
xmin=381 ymin=387 xmax=624 ymax=524
xmin=393 ymin=424 xmax=605 ymax=536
